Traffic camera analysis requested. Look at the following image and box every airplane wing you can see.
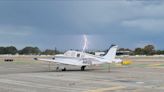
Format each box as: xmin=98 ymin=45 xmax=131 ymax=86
xmin=35 ymin=58 xmax=88 ymax=66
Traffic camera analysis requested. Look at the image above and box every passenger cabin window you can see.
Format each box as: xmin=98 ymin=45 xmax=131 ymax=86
xmin=77 ymin=54 xmax=80 ymax=57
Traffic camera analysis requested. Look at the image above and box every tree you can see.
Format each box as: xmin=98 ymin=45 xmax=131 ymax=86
xmin=134 ymin=45 xmax=156 ymax=55
xmin=156 ymin=50 xmax=164 ymax=55
xmin=143 ymin=45 xmax=155 ymax=55
xmin=42 ymin=49 xmax=56 ymax=55
xmin=0 ymin=47 xmax=5 ymax=54
xmin=5 ymin=46 xmax=17 ymax=55
xmin=19 ymin=47 xmax=41 ymax=55
xmin=118 ymin=48 xmax=132 ymax=51
xmin=54 ymin=48 xmax=61 ymax=54
xmin=0 ymin=46 xmax=17 ymax=55
xmin=42 ymin=48 xmax=62 ymax=55
xmin=134 ymin=48 xmax=144 ymax=55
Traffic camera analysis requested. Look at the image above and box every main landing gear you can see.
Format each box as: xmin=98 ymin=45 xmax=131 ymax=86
xmin=56 ymin=67 xmax=67 ymax=71
xmin=62 ymin=67 xmax=66 ymax=71
xmin=81 ymin=66 xmax=86 ymax=71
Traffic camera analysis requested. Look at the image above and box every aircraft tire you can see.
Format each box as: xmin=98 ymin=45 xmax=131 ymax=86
xmin=81 ymin=66 xmax=86 ymax=71
xmin=62 ymin=68 xmax=66 ymax=71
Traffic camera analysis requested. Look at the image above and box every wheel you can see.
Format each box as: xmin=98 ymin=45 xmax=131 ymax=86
xmin=62 ymin=67 xmax=66 ymax=71
xmin=81 ymin=66 xmax=86 ymax=71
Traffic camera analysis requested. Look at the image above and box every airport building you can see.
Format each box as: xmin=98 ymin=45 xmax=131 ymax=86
xmin=95 ymin=52 xmax=105 ymax=56
xmin=116 ymin=50 xmax=131 ymax=56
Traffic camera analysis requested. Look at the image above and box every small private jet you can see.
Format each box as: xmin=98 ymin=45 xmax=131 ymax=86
xmin=34 ymin=45 xmax=122 ymax=71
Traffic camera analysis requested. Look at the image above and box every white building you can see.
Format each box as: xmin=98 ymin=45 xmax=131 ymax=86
xmin=95 ymin=52 xmax=105 ymax=56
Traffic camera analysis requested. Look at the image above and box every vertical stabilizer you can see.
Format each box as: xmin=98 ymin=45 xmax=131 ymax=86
xmin=102 ymin=45 xmax=118 ymax=61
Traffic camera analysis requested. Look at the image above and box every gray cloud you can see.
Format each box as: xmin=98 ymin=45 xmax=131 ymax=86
xmin=122 ymin=19 xmax=164 ymax=31
xmin=0 ymin=0 xmax=164 ymax=49
xmin=0 ymin=25 xmax=33 ymax=36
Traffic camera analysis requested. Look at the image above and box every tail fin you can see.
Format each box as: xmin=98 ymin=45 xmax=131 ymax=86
xmin=102 ymin=45 xmax=118 ymax=61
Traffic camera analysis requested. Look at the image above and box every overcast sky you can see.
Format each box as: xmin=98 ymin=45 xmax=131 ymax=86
xmin=0 ymin=0 xmax=164 ymax=50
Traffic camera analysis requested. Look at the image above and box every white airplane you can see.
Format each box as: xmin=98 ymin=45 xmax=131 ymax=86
xmin=34 ymin=45 xmax=122 ymax=71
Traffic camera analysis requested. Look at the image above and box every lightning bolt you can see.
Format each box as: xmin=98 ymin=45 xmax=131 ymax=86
xmin=82 ymin=34 xmax=88 ymax=52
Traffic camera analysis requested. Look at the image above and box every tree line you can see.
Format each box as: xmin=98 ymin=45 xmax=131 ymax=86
xmin=118 ymin=45 xmax=164 ymax=55
xmin=0 ymin=46 xmax=60 ymax=55
xmin=0 ymin=45 xmax=164 ymax=55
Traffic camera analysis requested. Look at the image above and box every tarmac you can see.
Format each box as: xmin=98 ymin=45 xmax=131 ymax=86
xmin=0 ymin=55 xmax=164 ymax=92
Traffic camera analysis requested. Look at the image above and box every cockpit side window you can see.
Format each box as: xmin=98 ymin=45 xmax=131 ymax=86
xmin=77 ymin=54 xmax=80 ymax=57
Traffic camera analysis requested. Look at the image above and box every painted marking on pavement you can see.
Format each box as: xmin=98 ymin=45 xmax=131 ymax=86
xmin=85 ymin=86 xmax=126 ymax=92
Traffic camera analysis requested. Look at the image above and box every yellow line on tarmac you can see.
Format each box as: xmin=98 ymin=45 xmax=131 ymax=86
xmin=147 ymin=64 xmax=164 ymax=68
xmin=148 ymin=64 xmax=161 ymax=67
xmin=85 ymin=86 xmax=126 ymax=92
xmin=149 ymin=67 xmax=164 ymax=69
